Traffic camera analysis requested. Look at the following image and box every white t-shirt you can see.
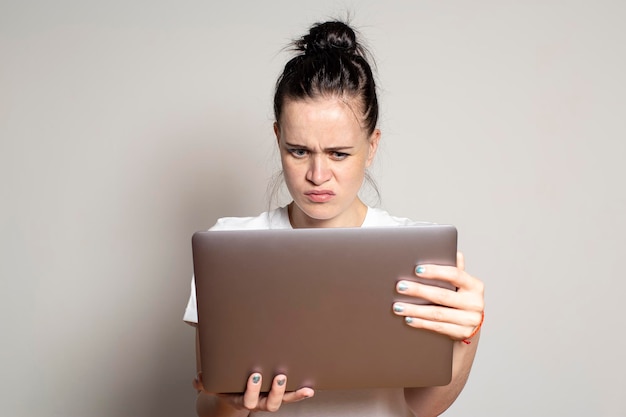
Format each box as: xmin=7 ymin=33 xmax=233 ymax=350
xmin=184 ymin=206 xmax=427 ymax=417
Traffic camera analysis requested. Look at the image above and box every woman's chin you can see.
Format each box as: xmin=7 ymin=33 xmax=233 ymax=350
xmin=290 ymin=202 xmax=340 ymax=225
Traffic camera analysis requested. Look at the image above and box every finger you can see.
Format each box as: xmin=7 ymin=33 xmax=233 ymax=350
xmin=192 ymin=378 xmax=201 ymax=391
xmin=282 ymin=387 xmax=315 ymax=403
xmin=217 ymin=393 xmax=247 ymax=410
xmin=397 ymin=280 xmax=464 ymax=309
xmin=402 ymin=315 xmax=478 ymax=341
xmin=263 ymin=375 xmax=288 ymax=412
xmin=414 ymin=264 xmax=482 ymax=294
xmin=392 ymin=303 xmax=481 ymax=328
xmin=242 ymin=373 xmax=262 ymax=409
xmin=192 ymin=374 xmax=202 ymax=392
xmin=402 ymin=279 xmax=484 ymax=312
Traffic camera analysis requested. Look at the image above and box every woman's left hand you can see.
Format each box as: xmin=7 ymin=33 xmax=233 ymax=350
xmin=392 ymin=252 xmax=484 ymax=341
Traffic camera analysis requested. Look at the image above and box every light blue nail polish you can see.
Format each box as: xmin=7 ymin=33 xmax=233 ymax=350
xmin=398 ymin=282 xmax=409 ymax=292
xmin=393 ymin=304 xmax=404 ymax=313
xmin=252 ymin=375 xmax=260 ymax=384
xmin=405 ymin=317 xmax=413 ymax=324
xmin=277 ymin=378 xmax=286 ymax=386
xmin=416 ymin=266 xmax=425 ymax=274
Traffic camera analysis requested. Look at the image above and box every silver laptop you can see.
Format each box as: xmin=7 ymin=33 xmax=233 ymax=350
xmin=192 ymin=225 xmax=457 ymax=393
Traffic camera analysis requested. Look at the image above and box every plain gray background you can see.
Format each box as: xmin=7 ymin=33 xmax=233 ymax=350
xmin=1 ymin=1 xmax=624 ymax=416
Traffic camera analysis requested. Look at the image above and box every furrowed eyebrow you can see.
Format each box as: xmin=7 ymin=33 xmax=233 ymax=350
xmin=326 ymin=146 xmax=354 ymax=152
xmin=284 ymin=142 xmax=354 ymax=152
xmin=284 ymin=142 xmax=308 ymax=148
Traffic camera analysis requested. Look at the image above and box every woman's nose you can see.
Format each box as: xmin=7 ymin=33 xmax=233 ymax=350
xmin=306 ymin=155 xmax=331 ymax=185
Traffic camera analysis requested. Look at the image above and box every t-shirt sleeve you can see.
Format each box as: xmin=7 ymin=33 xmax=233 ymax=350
xmin=183 ymin=222 xmax=225 ymax=326
xmin=183 ymin=275 xmax=198 ymax=325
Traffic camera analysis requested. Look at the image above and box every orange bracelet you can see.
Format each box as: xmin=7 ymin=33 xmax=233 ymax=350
xmin=462 ymin=311 xmax=484 ymax=345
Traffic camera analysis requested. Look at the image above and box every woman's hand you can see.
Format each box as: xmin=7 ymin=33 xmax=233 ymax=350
xmin=392 ymin=252 xmax=484 ymax=342
xmin=194 ymin=371 xmax=314 ymax=414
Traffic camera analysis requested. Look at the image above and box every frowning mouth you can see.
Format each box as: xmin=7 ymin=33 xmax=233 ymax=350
xmin=304 ymin=190 xmax=335 ymax=203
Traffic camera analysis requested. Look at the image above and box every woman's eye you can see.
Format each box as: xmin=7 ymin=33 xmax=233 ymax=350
xmin=289 ymin=148 xmax=308 ymax=158
xmin=331 ymin=152 xmax=349 ymax=160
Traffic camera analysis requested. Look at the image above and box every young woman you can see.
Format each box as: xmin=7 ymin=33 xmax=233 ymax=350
xmin=184 ymin=20 xmax=485 ymax=417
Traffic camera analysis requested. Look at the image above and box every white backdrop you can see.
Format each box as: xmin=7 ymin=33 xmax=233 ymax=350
xmin=1 ymin=1 xmax=624 ymax=416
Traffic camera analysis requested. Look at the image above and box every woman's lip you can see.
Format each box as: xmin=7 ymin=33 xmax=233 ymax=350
xmin=305 ymin=190 xmax=335 ymax=196
xmin=304 ymin=190 xmax=335 ymax=202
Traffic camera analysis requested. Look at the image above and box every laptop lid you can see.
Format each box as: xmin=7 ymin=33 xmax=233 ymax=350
xmin=192 ymin=224 xmax=457 ymax=393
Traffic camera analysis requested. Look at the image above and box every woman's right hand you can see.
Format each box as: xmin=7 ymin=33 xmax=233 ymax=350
xmin=194 ymin=371 xmax=314 ymax=413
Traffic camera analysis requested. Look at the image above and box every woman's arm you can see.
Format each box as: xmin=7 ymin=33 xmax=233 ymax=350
xmin=404 ymin=332 xmax=480 ymax=416
xmin=392 ymin=252 xmax=485 ymax=417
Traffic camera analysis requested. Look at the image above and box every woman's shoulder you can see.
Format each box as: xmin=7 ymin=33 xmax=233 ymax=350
xmin=363 ymin=207 xmax=434 ymax=227
xmin=209 ymin=206 xmax=291 ymax=231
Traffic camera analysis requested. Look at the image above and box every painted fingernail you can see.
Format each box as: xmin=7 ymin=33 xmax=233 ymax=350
xmin=405 ymin=317 xmax=414 ymax=324
xmin=277 ymin=378 xmax=286 ymax=386
xmin=252 ymin=374 xmax=260 ymax=384
xmin=415 ymin=266 xmax=425 ymax=274
xmin=393 ymin=304 xmax=404 ymax=313
xmin=398 ymin=282 xmax=409 ymax=292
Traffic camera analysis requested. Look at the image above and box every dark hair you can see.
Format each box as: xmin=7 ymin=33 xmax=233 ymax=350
xmin=273 ymin=21 xmax=379 ymax=134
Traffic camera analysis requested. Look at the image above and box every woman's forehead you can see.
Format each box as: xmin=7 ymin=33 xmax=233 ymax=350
xmin=280 ymin=97 xmax=366 ymax=130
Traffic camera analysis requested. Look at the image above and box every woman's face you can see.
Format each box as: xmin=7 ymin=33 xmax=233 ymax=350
xmin=274 ymin=97 xmax=380 ymax=228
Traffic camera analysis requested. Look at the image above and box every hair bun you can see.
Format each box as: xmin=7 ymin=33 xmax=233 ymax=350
xmin=298 ymin=21 xmax=358 ymax=55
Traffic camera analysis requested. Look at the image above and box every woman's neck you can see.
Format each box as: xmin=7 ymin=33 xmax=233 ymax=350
xmin=288 ymin=200 xmax=368 ymax=229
